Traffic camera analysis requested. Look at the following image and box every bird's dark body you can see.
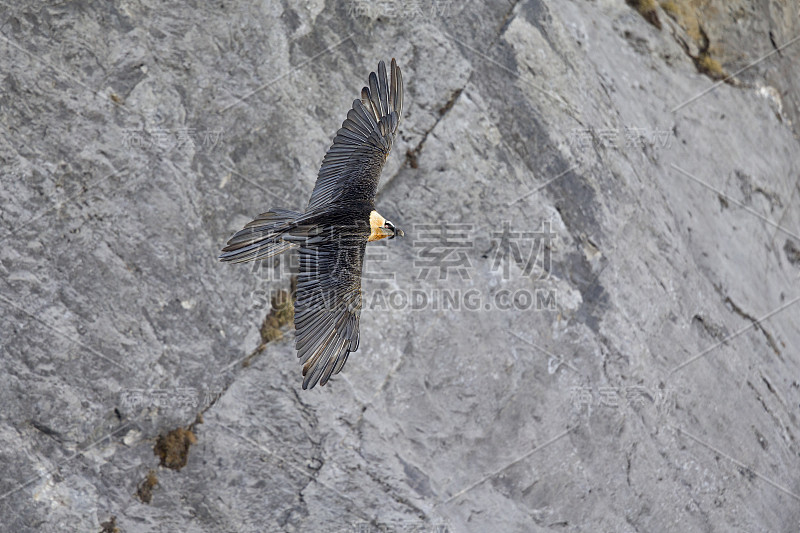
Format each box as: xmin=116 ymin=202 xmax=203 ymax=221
xmin=220 ymin=59 xmax=404 ymax=389
xmin=301 ymin=201 xmax=376 ymax=229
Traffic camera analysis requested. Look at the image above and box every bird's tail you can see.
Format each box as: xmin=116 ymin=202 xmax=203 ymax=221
xmin=219 ymin=208 xmax=303 ymax=263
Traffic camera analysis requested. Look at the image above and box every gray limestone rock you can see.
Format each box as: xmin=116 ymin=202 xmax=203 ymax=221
xmin=1 ymin=1 xmax=799 ymax=531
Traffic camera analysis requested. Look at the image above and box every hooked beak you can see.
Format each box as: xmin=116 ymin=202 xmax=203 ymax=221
xmin=382 ymin=219 xmax=404 ymax=240
xmin=382 ymin=222 xmax=405 ymax=239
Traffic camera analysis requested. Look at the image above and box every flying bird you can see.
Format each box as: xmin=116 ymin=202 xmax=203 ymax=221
xmin=220 ymin=59 xmax=404 ymax=389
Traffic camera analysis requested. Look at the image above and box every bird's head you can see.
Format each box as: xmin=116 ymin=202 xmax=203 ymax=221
xmin=369 ymin=210 xmax=404 ymax=242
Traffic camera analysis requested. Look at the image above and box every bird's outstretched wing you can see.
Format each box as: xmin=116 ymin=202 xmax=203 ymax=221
xmin=286 ymin=224 xmax=366 ymax=389
xmin=306 ymin=59 xmax=403 ymax=210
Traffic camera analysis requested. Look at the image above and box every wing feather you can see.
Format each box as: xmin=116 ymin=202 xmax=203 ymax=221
xmin=377 ymin=60 xmax=389 ymax=117
xmin=369 ymin=71 xmax=383 ymax=118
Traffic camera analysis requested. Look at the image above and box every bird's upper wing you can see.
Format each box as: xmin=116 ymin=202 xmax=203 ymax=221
xmin=286 ymin=224 xmax=366 ymax=389
xmin=306 ymin=59 xmax=404 ymax=210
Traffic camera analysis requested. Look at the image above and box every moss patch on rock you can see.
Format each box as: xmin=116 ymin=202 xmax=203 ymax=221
xmin=659 ymin=0 xmax=729 ymax=81
xmin=136 ymin=469 xmax=159 ymax=504
xmin=627 ymin=0 xmax=662 ymax=29
xmin=154 ymin=427 xmax=197 ymax=471
xmin=259 ymin=286 xmax=295 ymax=343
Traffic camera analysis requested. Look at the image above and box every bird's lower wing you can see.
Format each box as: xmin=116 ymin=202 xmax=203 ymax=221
xmin=290 ymin=227 xmax=366 ymax=389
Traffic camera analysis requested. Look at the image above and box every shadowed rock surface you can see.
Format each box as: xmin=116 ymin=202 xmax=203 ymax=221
xmin=1 ymin=1 xmax=799 ymax=531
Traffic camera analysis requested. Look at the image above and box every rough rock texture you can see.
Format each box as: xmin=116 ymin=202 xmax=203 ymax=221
xmin=1 ymin=1 xmax=799 ymax=531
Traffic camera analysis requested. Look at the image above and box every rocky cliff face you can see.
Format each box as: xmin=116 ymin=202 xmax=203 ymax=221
xmin=1 ymin=1 xmax=799 ymax=531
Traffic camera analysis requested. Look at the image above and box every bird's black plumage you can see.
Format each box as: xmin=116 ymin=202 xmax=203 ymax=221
xmin=220 ymin=59 xmax=404 ymax=389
